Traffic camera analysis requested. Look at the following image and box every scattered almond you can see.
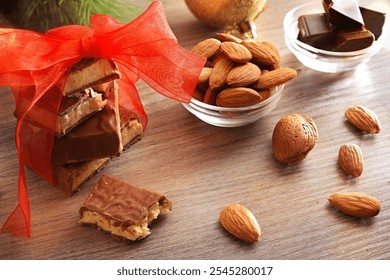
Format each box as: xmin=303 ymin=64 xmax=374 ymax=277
xmin=345 ymin=105 xmax=381 ymax=134
xmin=328 ymin=192 xmax=381 ymax=218
xmin=272 ymin=113 xmax=318 ymax=164
xmin=219 ymin=203 xmax=261 ymax=243
xmin=338 ymin=144 xmax=363 ymax=177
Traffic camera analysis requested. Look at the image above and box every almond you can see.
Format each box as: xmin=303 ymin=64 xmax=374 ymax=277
xmin=198 ymin=67 xmax=213 ymax=85
xmin=191 ymin=38 xmax=221 ymax=59
xmin=254 ymin=67 xmax=297 ymax=89
xmin=226 ymin=62 xmax=261 ymax=87
xmin=345 ymin=105 xmax=381 ymax=134
xmin=241 ymin=39 xmax=280 ymax=66
xmin=219 ymin=203 xmax=261 ymax=243
xmin=215 ymin=32 xmax=242 ymax=44
xmin=203 ymin=87 xmax=218 ymax=105
xmin=192 ymin=88 xmax=204 ymax=102
xmin=338 ymin=144 xmax=363 ymax=177
xmin=209 ymin=54 xmax=235 ymax=90
xmin=272 ymin=114 xmax=318 ymax=164
xmin=328 ymin=192 xmax=381 ymax=218
xmin=216 ymin=87 xmax=261 ymax=108
xmin=220 ymin=41 xmax=252 ymax=63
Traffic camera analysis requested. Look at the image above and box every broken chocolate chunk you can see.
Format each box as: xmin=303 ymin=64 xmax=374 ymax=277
xmin=360 ymin=7 xmax=386 ymax=40
xmin=323 ymin=0 xmax=364 ymax=29
xmin=331 ymin=27 xmax=374 ymax=52
xmin=298 ymin=13 xmax=336 ymax=50
xmin=79 ymin=175 xmax=172 ymax=241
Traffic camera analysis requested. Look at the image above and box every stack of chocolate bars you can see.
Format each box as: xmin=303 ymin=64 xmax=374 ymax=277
xmin=17 ymin=58 xmax=143 ymax=195
xmin=297 ymin=0 xmax=386 ymax=52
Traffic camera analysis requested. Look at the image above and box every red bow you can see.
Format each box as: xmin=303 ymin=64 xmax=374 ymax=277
xmin=0 ymin=1 xmax=206 ymax=238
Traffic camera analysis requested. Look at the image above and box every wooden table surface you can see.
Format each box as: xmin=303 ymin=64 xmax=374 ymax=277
xmin=1 ymin=0 xmax=390 ymax=260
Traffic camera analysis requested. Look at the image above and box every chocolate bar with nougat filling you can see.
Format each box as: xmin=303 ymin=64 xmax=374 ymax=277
xmin=78 ymin=174 xmax=172 ymax=241
xmin=63 ymin=58 xmax=121 ymax=97
xmin=51 ymin=80 xmax=122 ymax=163
xmin=52 ymin=117 xmax=143 ymax=195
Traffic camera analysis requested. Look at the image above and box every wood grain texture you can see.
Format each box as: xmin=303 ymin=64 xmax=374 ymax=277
xmin=1 ymin=0 xmax=390 ymax=260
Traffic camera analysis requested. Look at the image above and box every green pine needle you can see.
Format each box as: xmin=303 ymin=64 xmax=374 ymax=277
xmin=17 ymin=0 xmax=152 ymax=31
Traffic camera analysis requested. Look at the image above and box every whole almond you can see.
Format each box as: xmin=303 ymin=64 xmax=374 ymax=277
xmin=338 ymin=144 xmax=363 ymax=177
xmin=255 ymin=67 xmax=297 ymax=89
xmin=219 ymin=203 xmax=261 ymax=243
xmin=272 ymin=114 xmax=318 ymax=164
xmin=216 ymin=87 xmax=261 ymax=108
xmin=198 ymin=67 xmax=213 ymax=85
xmin=209 ymin=54 xmax=235 ymax=90
xmin=226 ymin=62 xmax=261 ymax=87
xmin=241 ymin=39 xmax=280 ymax=66
xmin=345 ymin=105 xmax=381 ymax=134
xmin=328 ymin=192 xmax=381 ymax=218
xmin=220 ymin=41 xmax=252 ymax=63
xmin=191 ymin=38 xmax=221 ymax=59
xmin=192 ymin=88 xmax=204 ymax=102
xmin=203 ymin=87 xmax=218 ymax=105
xmin=215 ymin=32 xmax=242 ymax=44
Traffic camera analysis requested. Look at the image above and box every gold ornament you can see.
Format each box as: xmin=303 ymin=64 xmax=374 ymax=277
xmin=185 ymin=0 xmax=267 ymax=38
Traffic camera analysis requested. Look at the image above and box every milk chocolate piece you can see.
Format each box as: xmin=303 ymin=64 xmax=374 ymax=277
xmin=79 ymin=175 xmax=172 ymax=241
xmin=323 ymin=0 xmax=364 ymax=29
xmin=53 ymin=117 xmax=143 ymax=194
xmin=63 ymin=58 xmax=121 ymax=97
xmin=56 ymin=88 xmax=107 ymax=137
xmin=14 ymin=86 xmax=107 ymax=137
xmin=51 ymin=104 xmax=122 ymax=163
xmin=298 ymin=13 xmax=336 ymax=50
xmin=331 ymin=28 xmax=374 ymax=52
xmin=360 ymin=7 xmax=386 ymax=40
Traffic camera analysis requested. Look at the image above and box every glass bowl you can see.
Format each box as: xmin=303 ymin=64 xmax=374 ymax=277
xmin=182 ymin=85 xmax=284 ymax=127
xmin=283 ymin=1 xmax=389 ymax=73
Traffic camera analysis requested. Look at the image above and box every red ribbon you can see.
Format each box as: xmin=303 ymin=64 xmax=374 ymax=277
xmin=0 ymin=1 xmax=206 ymax=238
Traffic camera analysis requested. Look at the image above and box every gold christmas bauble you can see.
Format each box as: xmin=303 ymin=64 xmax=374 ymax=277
xmin=185 ymin=0 xmax=267 ymax=30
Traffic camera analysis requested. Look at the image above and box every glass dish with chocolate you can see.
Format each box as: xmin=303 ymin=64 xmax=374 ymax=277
xmin=283 ymin=0 xmax=388 ymax=73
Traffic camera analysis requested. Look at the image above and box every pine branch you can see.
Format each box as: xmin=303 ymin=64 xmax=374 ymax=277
xmin=16 ymin=0 xmax=153 ymax=31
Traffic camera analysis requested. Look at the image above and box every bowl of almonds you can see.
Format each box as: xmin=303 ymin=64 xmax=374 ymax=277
xmin=183 ymin=33 xmax=297 ymax=127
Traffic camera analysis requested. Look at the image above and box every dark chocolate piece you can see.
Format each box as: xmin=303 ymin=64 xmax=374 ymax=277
xmin=323 ymin=0 xmax=364 ymax=29
xmin=79 ymin=175 xmax=172 ymax=240
xmin=331 ymin=28 xmax=374 ymax=52
xmin=360 ymin=7 xmax=386 ymax=40
xmin=298 ymin=13 xmax=336 ymax=50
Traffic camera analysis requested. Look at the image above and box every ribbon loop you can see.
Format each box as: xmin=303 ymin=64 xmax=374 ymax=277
xmin=80 ymin=36 xmax=99 ymax=58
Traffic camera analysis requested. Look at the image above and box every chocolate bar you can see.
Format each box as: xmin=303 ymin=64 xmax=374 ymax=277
xmin=298 ymin=13 xmax=336 ymax=50
xmin=322 ymin=0 xmax=364 ymax=29
xmin=79 ymin=175 xmax=172 ymax=241
xmin=360 ymin=7 xmax=386 ymax=40
xmin=56 ymin=88 xmax=107 ymax=137
xmin=51 ymin=103 xmax=122 ymax=163
xmin=63 ymin=58 xmax=121 ymax=97
xmin=331 ymin=28 xmax=374 ymax=52
xmin=14 ymin=86 xmax=107 ymax=137
xmin=53 ymin=117 xmax=143 ymax=195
